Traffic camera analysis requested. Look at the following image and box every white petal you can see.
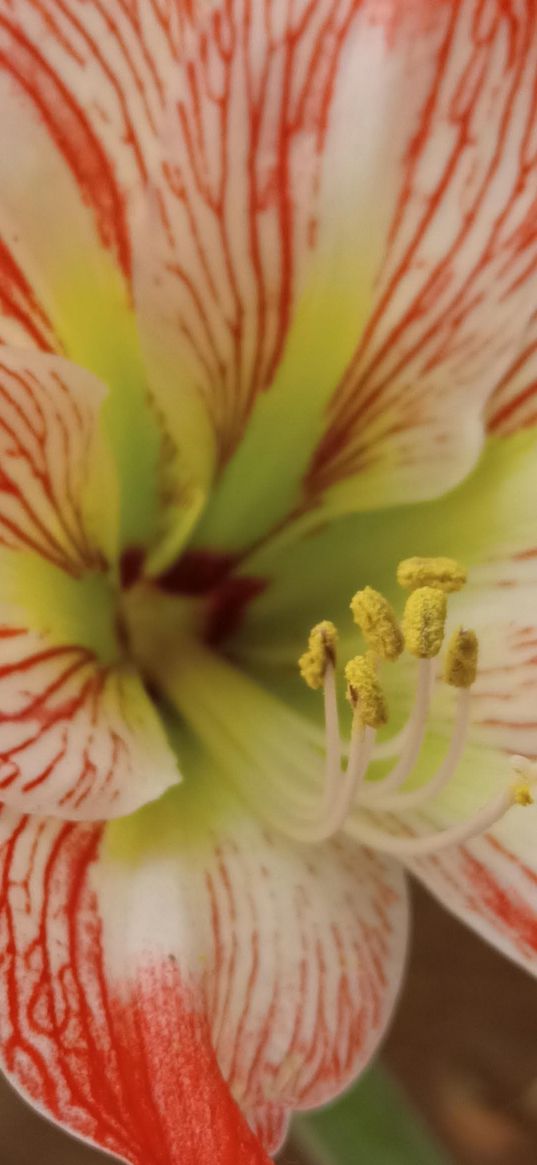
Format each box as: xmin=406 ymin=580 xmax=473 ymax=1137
xmin=0 ymin=348 xmax=179 ymax=818
xmin=0 ymin=807 xmax=269 ymax=1165
xmin=0 ymin=790 xmax=408 ymax=1160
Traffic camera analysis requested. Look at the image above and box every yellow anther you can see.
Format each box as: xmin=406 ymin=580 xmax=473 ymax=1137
xmin=444 ymin=628 xmax=479 ymax=689
xmin=298 ymin=621 xmax=338 ymax=690
xmin=513 ymin=783 xmax=534 ymax=807
xmin=344 ymin=655 xmax=388 ymax=728
xmin=397 ymin=556 xmax=467 ymax=594
xmin=403 ymin=586 xmax=447 ymax=658
xmin=350 ymin=586 xmax=404 ymax=662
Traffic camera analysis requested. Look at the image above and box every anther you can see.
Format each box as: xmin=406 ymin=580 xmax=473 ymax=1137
xmin=444 ymin=628 xmax=478 ymax=688
xmin=510 ymin=757 xmax=537 ymax=805
xmin=299 ymin=621 xmax=338 ymax=690
xmin=513 ymin=783 xmax=534 ymax=807
xmin=350 ymin=587 xmax=404 ymax=662
xmin=403 ymin=587 xmax=447 ymax=658
xmin=345 ymin=655 xmax=388 ymax=728
xmin=397 ymin=556 xmax=467 ymax=593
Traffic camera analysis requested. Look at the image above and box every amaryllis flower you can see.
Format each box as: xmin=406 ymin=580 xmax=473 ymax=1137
xmin=1 ymin=2 xmax=537 ymax=1162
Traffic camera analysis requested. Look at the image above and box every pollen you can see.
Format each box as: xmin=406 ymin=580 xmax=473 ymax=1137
xmin=513 ymin=783 xmax=534 ymax=807
xmin=444 ymin=628 xmax=479 ymax=688
xmin=397 ymin=556 xmax=467 ymax=594
xmin=350 ymin=586 xmax=404 ymax=662
xmin=344 ymin=655 xmax=388 ymax=728
xmin=403 ymin=586 xmax=447 ymax=658
xmin=299 ymin=620 xmax=338 ymax=690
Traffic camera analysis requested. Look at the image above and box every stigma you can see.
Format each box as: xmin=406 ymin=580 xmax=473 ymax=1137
xmin=290 ymin=557 xmax=536 ymax=853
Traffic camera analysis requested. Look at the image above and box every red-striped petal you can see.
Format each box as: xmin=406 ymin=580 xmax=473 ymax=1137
xmin=0 ymin=0 xmax=178 ymax=298
xmin=196 ymin=822 xmax=408 ymax=1141
xmin=0 ymin=809 xmax=270 ymax=1165
xmin=486 ymin=310 xmax=537 ymax=435
xmin=141 ymin=1 xmax=537 ymax=553
xmin=0 ymin=626 xmax=180 ymax=818
xmin=135 ymin=0 xmax=447 ymax=512
xmin=308 ymin=0 xmax=537 ymax=516
xmin=409 ymin=830 xmax=537 ymax=975
xmin=0 ymin=241 xmax=58 ymax=352
xmin=0 ymin=793 xmax=408 ymax=1161
xmin=0 ymin=349 xmax=113 ymax=572
xmin=0 ymin=5 xmax=183 ymax=543
xmin=0 ymin=348 xmax=179 ymax=818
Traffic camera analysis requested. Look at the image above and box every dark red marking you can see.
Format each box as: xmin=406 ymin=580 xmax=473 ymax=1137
xmin=157 ymin=549 xmax=237 ymax=596
xmin=206 ymin=576 xmax=267 ymax=646
xmin=153 ymin=549 xmax=266 ymax=645
xmin=120 ymin=546 xmax=146 ymax=590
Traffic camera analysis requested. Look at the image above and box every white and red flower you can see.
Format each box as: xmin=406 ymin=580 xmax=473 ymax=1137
xmin=0 ymin=2 xmax=537 ymax=1162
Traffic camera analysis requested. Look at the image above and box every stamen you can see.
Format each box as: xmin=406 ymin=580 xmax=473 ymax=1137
xmin=298 ymin=620 xmax=338 ymax=690
xmin=397 ymin=556 xmax=467 ymax=593
xmin=350 ymin=587 xmax=404 ymax=661
xmin=403 ymin=586 xmax=447 ymax=658
xmin=514 ymin=784 xmax=534 ymax=807
xmin=344 ymin=655 xmax=388 ymax=728
xmin=360 ymin=658 xmax=435 ymax=800
xmin=322 ymin=660 xmax=344 ymax=804
xmin=373 ymin=659 xmax=436 ymax=760
xmin=284 ymin=737 xmax=376 ymax=845
xmin=290 ymin=657 xmax=375 ymax=843
xmin=291 ymin=560 xmax=522 ymax=857
xmin=368 ymin=686 xmax=471 ymax=811
xmin=308 ymin=710 xmax=375 ymax=843
xmin=444 ymin=627 xmax=479 ymax=688
xmin=363 ymin=628 xmax=479 ymax=805
xmin=509 ymin=756 xmax=536 ymax=805
xmin=349 ymin=769 xmax=535 ymax=857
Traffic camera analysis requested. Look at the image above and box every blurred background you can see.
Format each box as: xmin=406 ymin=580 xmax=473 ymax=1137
xmin=3 ymin=882 xmax=537 ymax=1165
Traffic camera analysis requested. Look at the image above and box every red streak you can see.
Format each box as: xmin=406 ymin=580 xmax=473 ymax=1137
xmin=0 ymin=14 xmax=131 ymax=275
xmin=0 ymin=816 xmax=271 ymax=1164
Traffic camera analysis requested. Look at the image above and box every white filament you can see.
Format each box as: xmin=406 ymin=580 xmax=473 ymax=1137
xmin=373 ymin=657 xmax=436 ymax=761
xmin=281 ymin=656 xmax=529 ymax=857
xmin=276 ymin=664 xmax=375 ymax=844
xmin=364 ymin=688 xmax=471 ymax=812
xmin=348 ymin=784 xmax=520 ymax=857
xmin=361 ymin=658 xmax=435 ymax=800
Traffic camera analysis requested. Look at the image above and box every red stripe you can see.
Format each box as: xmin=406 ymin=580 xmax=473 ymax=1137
xmin=0 ymin=14 xmax=131 ymax=275
xmin=461 ymin=847 xmax=537 ymax=955
xmin=486 ymin=314 xmax=537 ymax=432
xmin=147 ymin=0 xmax=368 ymax=463
xmin=0 ymin=620 xmax=169 ymax=818
xmin=0 ymin=814 xmax=270 ymax=1164
xmin=307 ymin=0 xmax=537 ymax=497
xmin=0 ymin=358 xmax=104 ymax=573
xmin=0 ymin=241 xmax=56 ymax=350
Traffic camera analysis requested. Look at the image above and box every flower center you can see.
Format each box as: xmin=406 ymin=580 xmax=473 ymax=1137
xmin=119 ymin=545 xmax=266 ymax=647
xmin=115 ymin=552 xmax=534 ymax=858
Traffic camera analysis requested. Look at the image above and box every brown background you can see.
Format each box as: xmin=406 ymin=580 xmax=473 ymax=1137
xmin=3 ymin=883 xmax=537 ymax=1165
